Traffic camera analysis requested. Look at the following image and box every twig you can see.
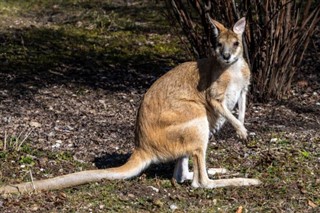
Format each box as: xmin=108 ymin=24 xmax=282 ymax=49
xmin=15 ymin=129 xmax=25 ymax=149
xmin=18 ymin=129 xmax=33 ymax=151
xmin=29 ymin=170 xmax=36 ymax=192
xmin=4 ymin=130 xmax=7 ymax=151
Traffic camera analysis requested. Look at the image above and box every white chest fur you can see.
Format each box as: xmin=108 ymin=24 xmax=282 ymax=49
xmin=224 ymin=58 xmax=247 ymax=110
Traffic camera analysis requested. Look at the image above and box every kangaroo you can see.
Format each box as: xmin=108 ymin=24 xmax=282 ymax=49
xmin=0 ymin=17 xmax=260 ymax=195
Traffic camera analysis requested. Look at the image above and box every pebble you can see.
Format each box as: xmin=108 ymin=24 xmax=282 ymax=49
xmin=128 ymin=193 xmax=135 ymax=198
xmin=52 ymin=140 xmax=62 ymax=148
xmin=147 ymin=186 xmax=159 ymax=193
xmin=52 ymin=143 xmax=61 ymax=148
xmin=170 ymin=204 xmax=178 ymax=211
xmin=270 ymin=138 xmax=278 ymax=143
xmin=249 ymin=132 xmax=256 ymax=136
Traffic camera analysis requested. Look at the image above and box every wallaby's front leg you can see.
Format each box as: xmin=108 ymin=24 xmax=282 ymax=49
xmin=238 ymin=89 xmax=247 ymax=124
xmin=210 ymin=99 xmax=247 ymax=139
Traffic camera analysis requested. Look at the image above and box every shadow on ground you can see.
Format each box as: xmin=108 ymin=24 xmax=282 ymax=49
xmin=94 ymin=152 xmax=175 ymax=180
xmin=0 ymin=27 xmax=169 ymax=99
xmin=0 ymin=1 xmax=179 ymax=102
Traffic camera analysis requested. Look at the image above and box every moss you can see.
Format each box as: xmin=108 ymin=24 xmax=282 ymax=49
xmin=19 ymin=155 xmax=35 ymax=165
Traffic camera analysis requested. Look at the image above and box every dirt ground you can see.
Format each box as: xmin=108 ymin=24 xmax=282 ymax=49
xmin=0 ymin=1 xmax=319 ymax=212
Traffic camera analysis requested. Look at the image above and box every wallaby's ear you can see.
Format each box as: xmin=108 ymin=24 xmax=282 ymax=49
xmin=233 ymin=17 xmax=246 ymax=35
xmin=207 ymin=15 xmax=226 ymax=37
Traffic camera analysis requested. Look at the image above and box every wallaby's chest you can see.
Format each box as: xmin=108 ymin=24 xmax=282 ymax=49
xmin=208 ymin=62 xmax=250 ymax=132
xmin=224 ymin=69 xmax=248 ymax=110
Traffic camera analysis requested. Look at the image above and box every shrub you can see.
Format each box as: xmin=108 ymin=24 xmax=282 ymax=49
xmin=164 ymin=0 xmax=320 ymax=101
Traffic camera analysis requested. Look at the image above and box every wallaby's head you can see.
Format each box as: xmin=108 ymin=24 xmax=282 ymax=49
xmin=209 ymin=17 xmax=246 ymax=65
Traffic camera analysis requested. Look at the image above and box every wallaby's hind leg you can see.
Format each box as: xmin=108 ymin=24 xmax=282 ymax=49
xmin=173 ymin=156 xmax=229 ymax=183
xmin=173 ymin=156 xmax=193 ymax=183
xmin=191 ymin=145 xmax=261 ymax=188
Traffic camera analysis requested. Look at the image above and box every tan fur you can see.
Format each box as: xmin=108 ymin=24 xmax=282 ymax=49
xmin=0 ymin=18 xmax=260 ymax=195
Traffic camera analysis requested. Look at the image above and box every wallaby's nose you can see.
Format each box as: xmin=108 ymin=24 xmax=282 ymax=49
xmin=222 ymin=53 xmax=231 ymax=60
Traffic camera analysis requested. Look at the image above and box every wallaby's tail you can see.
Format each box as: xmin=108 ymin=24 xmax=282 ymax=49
xmin=0 ymin=150 xmax=151 ymax=195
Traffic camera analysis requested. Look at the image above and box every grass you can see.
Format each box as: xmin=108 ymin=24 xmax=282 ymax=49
xmin=1 ymin=131 xmax=319 ymax=211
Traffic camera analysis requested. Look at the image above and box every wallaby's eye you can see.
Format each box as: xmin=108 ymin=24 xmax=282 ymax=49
xmin=217 ymin=42 xmax=222 ymax=47
xmin=233 ymin=41 xmax=239 ymax=47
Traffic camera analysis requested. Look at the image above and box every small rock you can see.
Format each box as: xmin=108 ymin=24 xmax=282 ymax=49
xmin=212 ymin=199 xmax=217 ymax=205
xmin=270 ymin=138 xmax=278 ymax=143
xmin=170 ymin=203 xmax=178 ymax=211
xmin=147 ymin=186 xmax=159 ymax=193
xmin=30 ymin=204 xmax=39 ymax=211
xmin=128 ymin=193 xmax=135 ymax=198
xmin=76 ymin=21 xmax=83 ymax=27
xmin=52 ymin=143 xmax=61 ymax=148
xmin=249 ymin=132 xmax=256 ymax=136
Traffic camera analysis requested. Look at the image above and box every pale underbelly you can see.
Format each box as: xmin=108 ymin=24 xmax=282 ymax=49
xmin=210 ymin=116 xmax=227 ymax=134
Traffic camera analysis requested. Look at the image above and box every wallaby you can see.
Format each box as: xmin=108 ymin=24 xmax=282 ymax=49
xmin=0 ymin=17 xmax=261 ymax=195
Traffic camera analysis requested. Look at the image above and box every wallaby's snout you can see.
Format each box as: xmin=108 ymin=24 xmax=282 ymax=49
xmin=222 ymin=52 xmax=231 ymax=60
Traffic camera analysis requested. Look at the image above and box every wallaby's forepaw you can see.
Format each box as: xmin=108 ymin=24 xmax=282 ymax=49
xmin=236 ymin=126 xmax=247 ymax=140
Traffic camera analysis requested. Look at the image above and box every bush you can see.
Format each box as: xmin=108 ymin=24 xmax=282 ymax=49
xmin=164 ymin=0 xmax=320 ymax=101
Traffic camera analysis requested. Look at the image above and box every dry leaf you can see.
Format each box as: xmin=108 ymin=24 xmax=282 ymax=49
xmin=236 ymin=206 xmax=243 ymax=213
xmin=297 ymin=80 xmax=308 ymax=88
xmin=29 ymin=121 xmax=42 ymax=128
xmin=308 ymin=200 xmax=318 ymax=208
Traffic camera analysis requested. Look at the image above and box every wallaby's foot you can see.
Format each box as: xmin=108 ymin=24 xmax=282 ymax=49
xmin=192 ymin=178 xmax=261 ymax=189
